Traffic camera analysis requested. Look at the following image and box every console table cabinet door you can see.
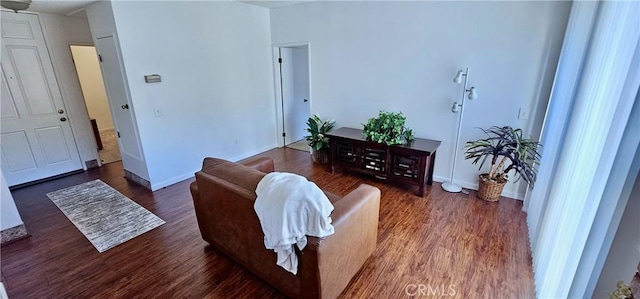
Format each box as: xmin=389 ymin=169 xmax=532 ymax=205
xmin=335 ymin=141 xmax=359 ymax=166
xmin=361 ymin=146 xmax=388 ymax=177
xmin=389 ymin=152 xmax=422 ymax=184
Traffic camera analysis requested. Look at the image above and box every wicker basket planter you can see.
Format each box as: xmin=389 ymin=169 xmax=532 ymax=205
xmin=465 ymin=126 xmax=542 ymax=202
xmin=311 ymin=148 xmax=329 ymax=164
xmin=477 ymin=174 xmax=506 ymax=202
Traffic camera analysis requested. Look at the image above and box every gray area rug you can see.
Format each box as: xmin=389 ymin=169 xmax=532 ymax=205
xmin=46 ymin=179 xmax=165 ymax=252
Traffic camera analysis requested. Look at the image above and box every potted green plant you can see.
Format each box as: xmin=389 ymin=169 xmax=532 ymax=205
xmin=464 ymin=126 xmax=541 ymax=201
xmin=305 ymin=114 xmax=336 ymax=163
xmin=609 ymin=281 xmax=633 ymax=299
xmin=362 ymin=110 xmax=415 ymax=145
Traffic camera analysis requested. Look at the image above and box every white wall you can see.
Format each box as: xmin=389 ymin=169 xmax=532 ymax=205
xmin=86 ymin=1 xmax=151 ymax=181
xmin=593 ymin=174 xmax=640 ymax=297
xmin=107 ymin=1 xmax=276 ymax=189
xmin=70 ymin=45 xmax=113 ymax=131
xmin=270 ymin=1 xmax=571 ymax=199
xmin=38 ymin=12 xmax=98 ymax=167
xmin=1 ymin=171 xmax=23 ymax=230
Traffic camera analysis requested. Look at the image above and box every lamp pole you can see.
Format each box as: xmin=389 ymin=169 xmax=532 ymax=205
xmin=442 ymin=67 xmax=471 ymax=193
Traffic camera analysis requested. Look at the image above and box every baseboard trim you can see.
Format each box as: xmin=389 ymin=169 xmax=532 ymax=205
xmin=1 ymin=224 xmax=29 ymax=245
xmin=150 ymin=172 xmax=196 ymax=191
xmin=433 ymin=175 xmax=524 ymax=200
xmin=149 ymin=144 xmax=279 ymax=191
xmin=85 ymin=159 xmax=99 ymax=169
xmin=9 ymin=169 xmax=84 ymax=190
xmin=229 ymin=144 xmax=278 ymax=163
xmin=124 ymin=169 xmax=152 ymax=190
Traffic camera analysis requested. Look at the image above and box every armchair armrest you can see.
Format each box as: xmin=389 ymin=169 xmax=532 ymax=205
xmin=190 ymin=181 xmax=199 ymax=201
xmin=300 ymin=184 xmax=381 ymax=299
xmin=191 ymin=157 xmax=271 ymax=214
xmin=241 ymin=157 xmax=274 ymax=173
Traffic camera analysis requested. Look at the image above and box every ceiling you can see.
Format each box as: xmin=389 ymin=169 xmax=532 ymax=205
xmin=25 ymin=0 xmax=96 ymax=17
xmin=22 ymin=0 xmax=311 ymax=17
xmin=237 ymin=1 xmax=312 ymax=9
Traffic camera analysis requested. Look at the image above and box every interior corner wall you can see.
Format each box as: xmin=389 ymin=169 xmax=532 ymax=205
xmin=108 ymin=1 xmax=276 ymax=189
xmin=269 ymin=1 xmax=572 ymax=199
xmin=70 ymin=46 xmax=113 ymax=131
xmin=37 ymin=12 xmax=98 ymax=167
xmin=1 ymin=171 xmax=23 ymax=230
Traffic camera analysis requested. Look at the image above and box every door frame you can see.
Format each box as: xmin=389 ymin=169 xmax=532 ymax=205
xmin=66 ymin=42 xmax=102 ymax=167
xmin=272 ymin=41 xmax=312 ymax=148
xmin=67 ymin=42 xmax=120 ymax=167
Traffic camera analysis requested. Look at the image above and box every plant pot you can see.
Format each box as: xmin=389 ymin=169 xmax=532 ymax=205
xmin=311 ymin=148 xmax=329 ymax=164
xmin=477 ymin=174 xmax=507 ymax=202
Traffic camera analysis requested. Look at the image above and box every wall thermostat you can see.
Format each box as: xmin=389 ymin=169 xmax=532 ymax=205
xmin=144 ymin=74 xmax=161 ymax=83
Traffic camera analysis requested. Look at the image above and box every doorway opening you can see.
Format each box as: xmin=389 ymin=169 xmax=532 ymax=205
xmin=70 ymin=45 xmax=122 ymax=165
xmin=274 ymin=44 xmax=311 ymax=152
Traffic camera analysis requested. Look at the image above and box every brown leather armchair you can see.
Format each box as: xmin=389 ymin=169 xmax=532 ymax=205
xmin=190 ymin=157 xmax=380 ymax=299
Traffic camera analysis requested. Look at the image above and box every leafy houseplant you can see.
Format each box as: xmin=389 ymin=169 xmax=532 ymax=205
xmin=609 ymin=281 xmax=633 ymax=299
xmin=305 ymin=114 xmax=335 ymax=164
xmin=464 ymin=126 xmax=542 ymax=201
xmin=362 ymin=111 xmax=415 ymax=146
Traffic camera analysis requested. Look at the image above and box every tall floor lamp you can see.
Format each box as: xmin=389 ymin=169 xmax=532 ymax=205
xmin=442 ymin=67 xmax=477 ymax=193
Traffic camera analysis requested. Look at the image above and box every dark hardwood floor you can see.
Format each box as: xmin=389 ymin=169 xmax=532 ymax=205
xmin=0 ymin=148 xmax=534 ymax=298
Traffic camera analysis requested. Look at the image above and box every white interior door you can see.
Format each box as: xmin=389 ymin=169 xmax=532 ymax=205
xmin=94 ymin=36 xmax=145 ymax=169
xmin=280 ymin=46 xmax=310 ymax=145
xmin=0 ymin=12 xmax=82 ymax=187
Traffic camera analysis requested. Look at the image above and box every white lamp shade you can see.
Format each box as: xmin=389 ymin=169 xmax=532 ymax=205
xmin=468 ymin=87 xmax=477 ymax=99
xmin=453 ymin=70 xmax=464 ymax=84
xmin=451 ymin=102 xmax=460 ymax=113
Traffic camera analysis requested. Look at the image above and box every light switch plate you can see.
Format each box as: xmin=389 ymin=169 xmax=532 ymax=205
xmin=145 ymin=74 xmax=161 ymax=83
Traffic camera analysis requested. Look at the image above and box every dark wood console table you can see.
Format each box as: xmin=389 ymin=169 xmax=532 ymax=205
xmin=327 ymin=127 xmax=441 ymax=196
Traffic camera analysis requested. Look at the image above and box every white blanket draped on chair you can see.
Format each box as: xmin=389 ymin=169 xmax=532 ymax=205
xmin=254 ymin=172 xmax=334 ymax=274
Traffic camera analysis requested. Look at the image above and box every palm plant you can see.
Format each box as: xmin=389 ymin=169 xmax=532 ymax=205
xmin=305 ymin=114 xmax=335 ymax=151
xmin=464 ymin=126 xmax=541 ymax=188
